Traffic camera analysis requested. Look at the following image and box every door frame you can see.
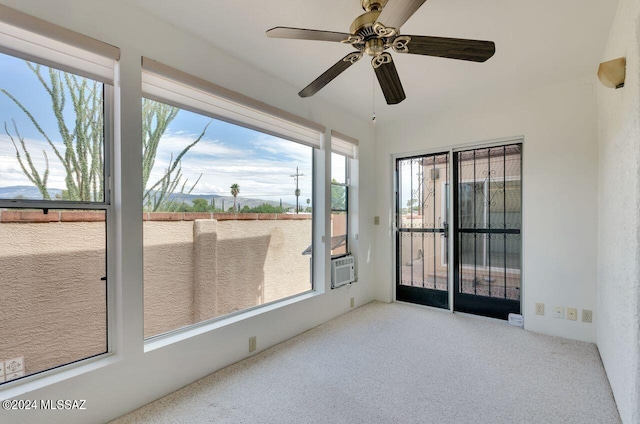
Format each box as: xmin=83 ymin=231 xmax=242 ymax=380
xmin=392 ymin=136 xmax=525 ymax=318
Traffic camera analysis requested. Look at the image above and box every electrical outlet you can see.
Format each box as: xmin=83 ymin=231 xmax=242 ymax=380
xmin=535 ymin=303 xmax=545 ymax=315
xmin=566 ymin=307 xmax=577 ymax=321
xmin=554 ymin=306 xmax=564 ymax=319
xmin=582 ymin=309 xmax=593 ymax=323
xmin=249 ymin=336 xmax=257 ymax=353
xmin=4 ymin=356 xmax=23 ymax=374
xmin=350 ymin=297 xmax=355 ymax=308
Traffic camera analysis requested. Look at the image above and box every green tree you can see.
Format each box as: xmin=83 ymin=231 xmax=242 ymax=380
xmin=2 ymin=62 xmax=208 ymax=210
xmin=331 ymin=178 xmax=346 ymax=210
xmin=2 ymin=63 xmax=103 ymax=201
xmin=294 ymin=188 xmax=301 ymax=213
xmin=246 ymin=203 xmax=286 ymax=213
xmin=191 ymin=198 xmax=209 ymax=212
xmin=230 ymin=183 xmax=240 ymax=211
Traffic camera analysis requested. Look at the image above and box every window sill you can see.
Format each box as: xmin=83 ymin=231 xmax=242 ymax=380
xmin=0 ymin=352 xmax=119 ymax=401
xmin=144 ymin=289 xmax=320 ymax=353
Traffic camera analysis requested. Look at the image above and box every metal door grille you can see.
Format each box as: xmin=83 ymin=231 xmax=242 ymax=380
xmin=396 ymin=152 xmax=449 ymax=308
xmin=453 ymin=143 xmax=522 ymax=319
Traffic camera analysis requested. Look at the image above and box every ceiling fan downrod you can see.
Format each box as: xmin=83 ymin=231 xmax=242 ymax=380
xmin=361 ymin=0 xmax=388 ymax=12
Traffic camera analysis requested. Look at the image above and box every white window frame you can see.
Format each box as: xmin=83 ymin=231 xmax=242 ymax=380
xmin=141 ymin=59 xmax=324 ymax=343
xmin=329 ymin=130 xmax=358 ymax=260
xmin=330 ymin=152 xmax=350 ymax=257
xmin=0 ymin=5 xmax=117 ymax=388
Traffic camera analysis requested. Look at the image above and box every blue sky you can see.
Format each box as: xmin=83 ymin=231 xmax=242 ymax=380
xmin=0 ymin=53 xmax=315 ymax=205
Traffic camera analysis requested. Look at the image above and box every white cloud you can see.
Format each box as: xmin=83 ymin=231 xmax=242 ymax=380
xmin=0 ymin=134 xmax=69 ymax=189
xmin=0 ymin=128 xmax=316 ymax=205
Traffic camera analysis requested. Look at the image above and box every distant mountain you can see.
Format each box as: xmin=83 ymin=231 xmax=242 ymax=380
xmin=159 ymin=192 xmax=295 ymax=210
xmin=0 ymin=186 xmax=294 ymax=210
xmin=0 ymin=186 xmax=62 ymax=200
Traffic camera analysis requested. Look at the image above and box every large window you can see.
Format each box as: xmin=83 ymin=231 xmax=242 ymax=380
xmin=141 ymin=60 xmax=320 ymax=339
xmin=0 ymin=9 xmax=117 ymax=384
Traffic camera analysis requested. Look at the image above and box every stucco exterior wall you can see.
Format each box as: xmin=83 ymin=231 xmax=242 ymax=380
xmin=144 ymin=218 xmax=311 ymax=337
xmin=0 ymin=213 xmax=313 ymax=367
xmin=0 ymin=221 xmax=106 ymax=379
xmin=596 ymin=0 xmax=640 ymax=422
xmin=143 ymin=221 xmax=195 ymax=338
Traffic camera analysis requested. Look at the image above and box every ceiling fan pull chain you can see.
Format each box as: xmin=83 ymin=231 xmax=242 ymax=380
xmin=372 ymin=70 xmax=377 ymax=124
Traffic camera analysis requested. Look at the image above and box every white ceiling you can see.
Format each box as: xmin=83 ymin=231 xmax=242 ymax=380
xmin=121 ymin=0 xmax=618 ymax=121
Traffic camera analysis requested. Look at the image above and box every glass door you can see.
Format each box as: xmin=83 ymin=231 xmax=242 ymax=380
xmin=396 ymin=152 xmax=449 ymax=309
xmin=453 ymin=144 xmax=522 ymax=319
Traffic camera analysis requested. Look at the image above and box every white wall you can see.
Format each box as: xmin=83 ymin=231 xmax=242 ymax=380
xmin=597 ymin=0 xmax=640 ymax=422
xmin=374 ymin=76 xmax=600 ymax=343
xmin=0 ymin=1 xmax=376 ymax=423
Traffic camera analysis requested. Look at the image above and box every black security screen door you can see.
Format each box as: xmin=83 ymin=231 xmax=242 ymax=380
xmin=453 ymin=144 xmax=522 ymax=319
xmin=396 ymin=153 xmax=449 ymax=309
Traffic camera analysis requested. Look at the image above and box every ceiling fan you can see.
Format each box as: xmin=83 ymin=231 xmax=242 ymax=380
xmin=266 ymin=0 xmax=495 ymax=105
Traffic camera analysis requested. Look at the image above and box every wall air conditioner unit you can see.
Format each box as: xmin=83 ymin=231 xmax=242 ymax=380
xmin=331 ymin=255 xmax=355 ymax=288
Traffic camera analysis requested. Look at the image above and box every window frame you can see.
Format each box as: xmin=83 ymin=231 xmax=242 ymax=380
xmin=140 ymin=62 xmax=322 ymax=342
xmin=330 ymin=152 xmax=350 ymax=258
xmin=0 ymin=56 xmax=114 ymax=386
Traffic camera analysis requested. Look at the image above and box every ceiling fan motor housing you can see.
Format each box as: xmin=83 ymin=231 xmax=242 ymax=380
xmin=361 ymin=0 xmax=388 ymax=11
xmin=350 ymin=10 xmax=382 ymax=39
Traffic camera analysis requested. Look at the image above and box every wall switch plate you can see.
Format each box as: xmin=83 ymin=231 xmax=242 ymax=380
xmin=582 ymin=309 xmax=593 ymax=323
xmin=535 ymin=303 xmax=545 ymax=315
xmin=350 ymin=297 xmax=355 ymax=308
xmin=554 ymin=306 xmax=564 ymax=319
xmin=566 ymin=307 xmax=577 ymax=321
xmin=249 ymin=336 xmax=257 ymax=353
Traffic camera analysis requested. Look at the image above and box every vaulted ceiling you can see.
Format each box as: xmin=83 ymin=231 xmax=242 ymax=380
xmin=120 ymin=0 xmax=618 ymax=121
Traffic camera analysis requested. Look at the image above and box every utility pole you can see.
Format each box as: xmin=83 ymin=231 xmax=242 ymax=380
xmin=290 ymin=167 xmax=304 ymax=214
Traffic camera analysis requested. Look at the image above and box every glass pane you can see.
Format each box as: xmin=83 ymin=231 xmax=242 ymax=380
xmin=456 ymin=144 xmax=522 ymax=300
xmin=330 ymin=212 xmax=347 ymax=256
xmin=399 ymin=232 xmax=422 ymax=287
xmin=485 ymin=233 xmax=522 ymax=300
xmin=0 ymin=208 xmax=106 ymax=384
xmin=331 ymin=184 xmax=347 ymax=211
xmin=331 ymin=153 xmax=346 ymax=184
xmin=422 ymin=232 xmax=448 ymax=291
xmin=0 ymin=53 xmax=105 ymax=202
xmin=142 ymin=98 xmax=313 ymax=339
xmin=398 ymin=154 xmax=448 ymax=230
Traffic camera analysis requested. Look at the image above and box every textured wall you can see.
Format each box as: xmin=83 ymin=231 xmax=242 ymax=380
xmin=143 ymin=221 xmax=195 ymax=338
xmin=142 ymin=219 xmax=312 ymax=338
xmin=0 ymin=222 xmax=106 ymax=378
xmin=596 ymin=0 xmax=640 ymax=422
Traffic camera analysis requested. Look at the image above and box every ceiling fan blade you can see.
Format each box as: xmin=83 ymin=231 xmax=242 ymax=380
xmin=372 ymin=53 xmax=406 ymax=105
xmin=299 ymin=52 xmax=363 ymax=98
xmin=266 ymin=27 xmax=351 ymax=43
xmin=375 ymin=0 xmax=426 ymax=33
xmin=393 ymin=35 xmax=495 ymax=62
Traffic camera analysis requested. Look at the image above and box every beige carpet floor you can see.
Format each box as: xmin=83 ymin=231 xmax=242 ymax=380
xmin=111 ymin=301 xmax=620 ymax=423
